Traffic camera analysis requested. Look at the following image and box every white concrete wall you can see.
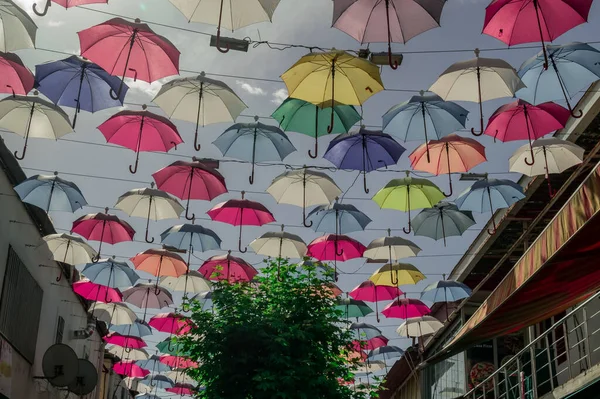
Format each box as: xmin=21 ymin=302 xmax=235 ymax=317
xmin=0 ymin=167 xmax=104 ymax=399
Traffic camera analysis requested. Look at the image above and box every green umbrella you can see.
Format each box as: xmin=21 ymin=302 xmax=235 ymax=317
xmin=335 ymin=298 xmax=373 ymax=319
xmin=272 ymin=98 xmax=361 ymax=158
xmin=156 ymin=337 xmax=189 ymax=356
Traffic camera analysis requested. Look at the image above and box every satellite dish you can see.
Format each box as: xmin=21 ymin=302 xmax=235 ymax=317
xmin=67 ymin=359 xmax=98 ymax=396
xmin=41 ymin=344 xmax=79 ymax=387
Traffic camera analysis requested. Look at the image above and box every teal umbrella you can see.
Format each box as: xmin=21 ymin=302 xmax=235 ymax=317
xmin=411 ymin=202 xmax=476 ymax=246
xmin=335 ymin=298 xmax=373 ymax=319
xmin=272 ymin=98 xmax=361 ymax=158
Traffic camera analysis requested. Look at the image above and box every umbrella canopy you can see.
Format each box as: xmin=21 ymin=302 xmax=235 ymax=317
xmin=81 ymin=258 xmax=139 ymax=290
xmin=373 ymin=175 xmax=445 ymax=233
xmin=167 ymin=384 xmax=196 ymax=396
xmin=33 ymin=0 xmax=107 ymax=15
xmin=369 ymin=263 xmax=425 ymax=287
xmin=335 ymin=298 xmax=373 ymax=319
xmin=122 ymin=283 xmax=174 ymax=321
xmin=139 ymin=375 xmax=174 ymax=390
xmin=412 ymin=202 xmax=476 ymax=246
xmin=306 ymin=200 xmax=372 ymax=234
xmin=149 ymin=313 xmax=193 ymax=335
xmin=381 ymin=298 xmax=431 ymax=319
xmin=107 ymin=346 xmax=149 ymax=361
xmin=0 ymin=0 xmax=36 ymax=52
xmin=324 ymin=128 xmax=405 ymax=193
xmin=352 ymin=335 xmax=389 ymax=352
xmin=35 ymin=55 xmax=126 ymax=128
xmin=99 ymin=109 xmax=183 ymax=174
xmin=14 ymin=172 xmax=86 ymax=213
xmin=368 ymin=345 xmax=405 ymax=361
xmin=200 ymin=251 xmax=258 ymax=282
xmin=420 ymin=279 xmax=472 ymax=303
xmin=104 ymin=333 xmax=147 ymax=349
xmin=160 ymin=223 xmax=222 ymax=253
xmin=156 ymin=338 xmax=189 ymax=356
xmin=153 ymin=72 xmax=247 ymax=151
xmin=72 ymin=209 xmax=136 ymax=258
xmin=0 ymin=52 xmax=33 ymax=95
xmin=349 ymin=281 xmax=402 ymax=322
xmin=164 ymin=370 xmax=195 ymax=386
xmin=93 ymin=304 xmax=137 ymax=326
xmin=153 ymin=158 xmax=228 ymax=221
xmin=115 ymin=185 xmax=184 ymax=243
xmin=207 ymin=191 xmax=275 ymax=252
xmin=281 ymin=50 xmax=384 ymax=132
xmin=110 ymin=320 xmax=153 ymax=338
xmin=250 ymin=228 xmax=308 ymax=261
xmin=39 ymin=233 xmax=97 ymax=266
xmin=160 ymin=271 xmax=212 ymax=295
xmin=73 ymin=280 xmax=122 ymax=303
xmin=78 ymin=17 xmax=180 ymax=99
xmin=272 ymin=98 xmax=361 ymax=158
xmin=409 ymin=134 xmax=487 ymax=197
xmin=363 ymin=231 xmax=422 ymax=262
xmin=131 ymin=249 xmax=188 ymax=287
xmin=136 ymin=355 xmax=171 ymax=373
xmin=213 ymin=119 xmax=296 ymax=184
xmin=160 ymin=355 xmax=198 ymax=369
xmin=0 ymin=94 xmax=73 ymax=160
xmin=267 ymin=168 xmax=341 ymax=227
xmin=113 ymin=361 xmax=149 ymax=378
xmin=349 ymin=322 xmax=383 ymax=340
xmin=429 ymin=49 xmax=525 ymax=135
xmin=307 ymin=234 xmax=366 ymax=262
xmin=396 ymin=315 xmax=444 ymax=337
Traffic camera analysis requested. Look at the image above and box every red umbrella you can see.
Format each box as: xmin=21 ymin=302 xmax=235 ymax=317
xmin=200 ymin=251 xmax=258 ymax=283
xmin=207 ymin=191 xmax=275 ymax=253
xmin=104 ymin=333 xmax=147 ymax=349
xmin=98 ymin=107 xmax=183 ymax=174
xmin=409 ymin=134 xmax=487 ymax=197
xmin=349 ymin=281 xmax=402 ymax=322
xmin=33 ymin=0 xmax=107 ymax=16
xmin=153 ymin=158 xmax=228 ymax=220
xmin=78 ymin=17 xmax=180 ymax=100
xmin=149 ymin=313 xmax=193 ymax=335
xmin=72 ymin=280 xmax=122 ymax=303
xmin=159 ymin=355 xmax=198 ymax=369
xmin=307 ymin=234 xmax=366 ymax=261
xmin=131 ymin=249 xmax=188 ymax=289
xmin=72 ymin=207 xmax=135 ymax=260
xmin=0 ymin=52 xmax=34 ymax=95
xmin=483 ymin=0 xmax=593 ymax=69
xmin=166 ymin=384 xmax=196 ymax=396
xmin=113 ymin=360 xmax=149 ymax=378
xmin=352 ymin=335 xmax=389 ymax=351
xmin=485 ymin=100 xmax=570 ymax=165
xmin=381 ymin=297 xmax=431 ymax=319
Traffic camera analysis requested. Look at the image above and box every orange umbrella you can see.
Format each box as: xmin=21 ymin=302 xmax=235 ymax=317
xmin=409 ymin=134 xmax=486 ymax=197
xmin=131 ymin=249 xmax=188 ymax=291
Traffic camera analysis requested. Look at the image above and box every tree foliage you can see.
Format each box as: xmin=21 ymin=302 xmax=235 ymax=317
xmin=180 ymin=259 xmax=380 ymax=399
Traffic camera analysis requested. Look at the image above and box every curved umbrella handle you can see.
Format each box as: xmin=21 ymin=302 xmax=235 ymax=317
xmin=129 ymin=153 xmax=140 ymax=174
xmin=571 ymin=108 xmax=583 ymax=118
xmin=14 ymin=142 xmax=27 ymax=161
xmin=185 ymin=206 xmax=196 ymax=221
xmin=547 ymin=177 xmax=557 ymax=198
xmin=249 ymin=163 xmax=255 ymax=185
xmin=145 ymin=229 xmax=155 ymax=244
xmin=308 ymin=136 xmax=318 ymax=159
xmin=470 ymin=117 xmax=484 ymax=136
xmin=388 ymin=47 xmax=398 ymax=70
xmin=443 ymin=148 xmax=453 ymax=197
xmin=303 ymin=211 xmax=313 ymax=228
xmin=335 ymin=238 xmax=344 ymax=257
xmin=215 ymin=30 xmax=230 ymax=54
xmin=154 ymin=284 xmax=162 ymax=296
xmin=109 ymin=84 xmax=123 ymax=101
xmin=32 ymin=0 xmax=50 ymax=16
xmin=363 ymin=172 xmax=370 ymax=194
xmin=124 ymin=347 xmax=132 ymax=354
xmin=193 ymin=127 xmax=202 ymax=151
xmin=402 ymin=223 xmax=412 ymax=234
xmin=391 ymin=271 xmax=399 ymax=286
xmin=55 ymin=267 xmax=63 ymax=282
xmin=542 ymin=46 xmax=549 ymax=71
xmin=238 ymin=238 xmax=247 ymax=254
xmin=327 ymin=107 xmax=335 ymax=133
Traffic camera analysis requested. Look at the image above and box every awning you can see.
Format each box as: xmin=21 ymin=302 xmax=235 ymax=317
xmin=429 ymin=161 xmax=600 ymax=362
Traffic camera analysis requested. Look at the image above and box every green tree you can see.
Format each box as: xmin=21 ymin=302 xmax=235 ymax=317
xmin=180 ymin=259 xmax=381 ymax=399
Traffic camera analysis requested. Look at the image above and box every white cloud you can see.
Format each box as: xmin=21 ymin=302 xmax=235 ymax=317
xmin=46 ymin=20 xmax=64 ymax=28
xmin=236 ymin=80 xmax=266 ymax=96
xmin=271 ymin=88 xmax=288 ymax=105
xmin=125 ymin=79 xmax=165 ymax=98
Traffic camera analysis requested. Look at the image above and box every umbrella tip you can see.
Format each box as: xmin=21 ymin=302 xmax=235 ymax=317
xmin=134 ymin=18 xmax=141 ymax=23
xmin=141 ymin=104 xmax=147 ymax=110
xmin=419 ymin=90 xmax=424 ymax=96
xmin=150 ymin=181 xmax=155 ymax=188
xmin=281 ymin=224 xmax=285 ymax=231
xmin=33 ymin=90 xmax=38 ymax=96
xmin=254 ymin=115 xmax=259 ymax=122
xmin=474 ymin=48 xmax=480 ymax=57
xmin=53 ymin=171 xmax=58 ymax=176
xmin=104 ymin=207 xmax=109 ymax=213
xmin=200 ymin=71 xmax=205 ymax=77
xmin=111 ymin=255 xmax=115 ymax=259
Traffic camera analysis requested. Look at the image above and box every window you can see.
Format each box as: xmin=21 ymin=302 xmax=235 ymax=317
xmin=0 ymin=246 xmax=43 ymax=363
xmin=55 ymin=316 xmax=65 ymax=344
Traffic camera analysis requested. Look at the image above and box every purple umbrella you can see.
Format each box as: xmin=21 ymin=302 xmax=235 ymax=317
xmin=324 ymin=128 xmax=405 ymax=193
xmin=122 ymin=283 xmax=174 ymax=321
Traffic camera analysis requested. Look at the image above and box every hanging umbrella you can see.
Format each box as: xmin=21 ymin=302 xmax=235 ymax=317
xmin=135 ymin=355 xmax=171 ymax=374
xmin=372 ymin=174 xmax=445 ymax=233
xmin=306 ymin=199 xmax=372 ymax=234
xmin=110 ymin=320 xmax=153 ymax=338
xmin=123 ymin=283 xmax=174 ymax=321
xmin=484 ymin=100 xmax=569 ymax=164
xmin=81 ymin=258 xmax=139 ymax=298
xmin=159 ymin=355 xmax=198 ymax=369
xmin=73 ymin=280 xmax=122 ymax=303
xmin=72 ymin=208 xmax=136 ymax=260
xmin=105 ymin=333 xmax=147 ymax=349
xmin=39 ymin=234 xmax=97 ymax=267
xmin=335 ymin=298 xmax=373 ymax=319
xmin=332 ymin=0 xmax=446 ymax=69
xmin=324 ymin=128 xmax=405 ymax=193
xmin=14 ymin=172 xmax=87 ymax=213
xmin=0 ymin=0 xmax=36 ymax=52
xmin=160 ymin=271 xmax=212 ymax=297
xmin=455 ymin=178 xmax=525 ymax=234
xmin=156 ymin=338 xmax=189 ymax=356
xmin=113 ymin=361 xmax=149 ymax=378
xmin=369 ymin=263 xmax=425 ymax=287
xmin=35 ymin=55 xmax=127 ymax=128
xmin=483 ymin=0 xmax=593 ymax=70
xmin=250 ymin=226 xmax=308 ymax=275
xmin=509 ymin=138 xmax=584 ymax=196
xmin=368 ymin=345 xmax=404 ymax=361
xmin=149 ymin=313 xmax=193 ymax=335
xmin=213 ymin=118 xmax=296 ymax=184
xmin=352 ymin=335 xmax=389 ymax=351
xmin=33 ymin=0 xmax=107 ymax=15
xmin=363 ymin=229 xmax=422 ymax=265
xmin=107 ymin=346 xmax=149 ymax=361
xmin=412 ymin=202 xmax=476 ymax=246
xmin=272 ymin=98 xmax=361 ymax=158
xmin=349 ymin=281 xmax=402 ymax=322
xmin=167 ymin=384 xmax=196 ymax=396
xmin=153 ymin=72 xmax=247 ymax=151
xmin=281 ymin=50 xmax=384 ymax=132
xmin=207 ymin=191 xmax=275 ymax=253
xmin=396 ymin=316 xmax=443 ymax=338
xmin=267 ymin=168 xmax=341 ymax=227
xmin=153 ymin=158 xmax=228 ymax=220
xmin=78 ymin=17 xmax=180 ymax=100
xmin=429 ymin=48 xmax=525 ymax=136
xmin=140 ymin=375 xmax=174 ymax=390
xmin=99 ymin=107 xmax=183 ymax=174
xmin=0 ymin=94 xmax=72 ymax=160
xmin=381 ymin=298 xmax=431 ymax=319
xmin=161 ymin=222 xmax=222 ymax=253
xmin=0 ymin=52 xmax=33 ymax=95
xmin=93 ymin=304 xmax=137 ymax=326
xmin=356 ymin=360 xmax=387 ymax=374
xmin=420 ymin=278 xmax=472 ymax=319
xmin=517 ymin=43 xmax=600 ymax=117
xmin=409 ymin=134 xmax=487 ymax=197
xmin=350 ymin=322 xmax=383 ymax=340
xmin=115 ymin=184 xmax=184 ymax=243
xmin=200 ymin=251 xmax=258 ymax=282
xmin=382 ymin=91 xmax=469 ymax=162
xmin=164 ymin=370 xmax=195 ymax=386
xmin=307 ymin=234 xmax=366 ymax=262
xmin=168 ymin=0 xmax=282 ymax=52
xmin=131 ymin=249 xmax=188 ymax=287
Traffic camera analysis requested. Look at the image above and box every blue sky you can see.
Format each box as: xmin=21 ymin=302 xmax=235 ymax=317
xmin=5 ymin=0 xmax=600 ymax=387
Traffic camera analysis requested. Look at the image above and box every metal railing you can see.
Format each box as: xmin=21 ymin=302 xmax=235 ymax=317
xmin=465 ymin=291 xmax=600 ymax=399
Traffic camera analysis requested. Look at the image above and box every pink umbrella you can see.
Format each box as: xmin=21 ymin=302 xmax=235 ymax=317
xmin=0 ymin=52 xmax=34 ymax=95
xmin=104 ymin=333 xmax=147 ymax=349
xmin=33 ymin=0 xmax=108 ymax=16
xmin=72 ymin=207 xmax=135 ymax=260
xmin=352 ymin=335 xmax=389 ymax=351
xmin=483 ymin=0 xmax=593 ymax=69
xmin=113 ymin=360 xmax=149 ymax=378
xmin=199 ymin=251 xmax=258 ymax=283
xmin=349 ymin=281 xmax=402 ymax=322
xmin=131 ymin=249 xmax=188 ymax=288
xmin=149 ymin=313 xmax=193 ymax=335
xmin=381 ymin=297 xmax=431 ymax=319
xmin=98 ymin=107 xmax=183 ymax=174
xmin=159 ymin=355 xmax=198 ymax=369
xmin=485 ymin=100 xmax=570 ymax=165
xmin=73 ymin=280 xmax=122 ymax=303
xmin=307 ymin=234 xmax=366 ymax=261
xmin=153 ymin=158 xmax=228 ymax=220
xmin=207 ymin=191 xmax=275 ymax=253
xmin=78 ymin=17 xmax=180 ymax=100
xmin=166 ymin=384 xmax=196 ymax=396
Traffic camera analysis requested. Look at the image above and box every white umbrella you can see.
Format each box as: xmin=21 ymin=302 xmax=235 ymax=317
xmin=38 ymin=233 xmax=97 ymax=282
xmin=355 ymin=360 xmax=386 ymax=374
xmin=115 ymin=184 xmax=184 ymax=244
xmin=153 ymin=73 xmax=247 ymax=151
xmin=267 ymin=168 xmax=341 ymax=227
xmin=396 ymin=316 xmax=443 ymax=338
xmin=0 ymin=0 xmax=36 ymax=52
xmin=363 ymin=229 xmax=422 ymax=262
xmin=107 ymin=346 xmax=149 ymax=361
xmin=164 ymin=370 xmax=195 ymax=385
xmin=160 ymin=270 xmax=212 ymax=294
xmin=91 ymin=303 xmax=137 ymax=326
xmin=250 ymin=225 xmax=307 ymax=273
xmin=0 ymin=94 xmax=72 ymax=160
xmin=429 ymin=48 xmax=525 ymax=136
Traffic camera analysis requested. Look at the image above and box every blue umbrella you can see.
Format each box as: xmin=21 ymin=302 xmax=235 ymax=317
xmin=136 ymin=355 xmax=171 ymax=373
xmin=350 ymin=322 xmax=382 ymax=340
xmin=382 ymin=91 xmax=468 ymax=162
xmin=140 ymin=374 xmax=174 ymax=390
xmin=81 ymin=258 xmax=139 ymax=293
xmin=14 ymin=171 xmax=87 ymax=213
xmin=306 ymin=199 xmax=372 ymax=234
xmin=517 ymin=43 xmax=600 ymax=118
xmin=160 ymin=223 xmax=222 ymax=254
xmin=420 ymin=278 xmax=472 ymax=319
xmin=455 ymin=178 xmax=525 ymax=234
xmin=411 ymin=202 xmax=476 ymax=246
xmin=110 ymin=320 xmax=153 ymax=338
xmin=367 ymin=345 xmax=404 ymax=362
xmin=323 ymin=128 xmax=405 ymax=193
xmin=213 ymin=117 xmax=296 ymax=184
xmin=35 ymin=55 xmax=127 ymax=128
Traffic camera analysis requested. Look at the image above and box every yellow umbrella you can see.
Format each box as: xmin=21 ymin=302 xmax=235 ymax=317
xmin=281 ymin=49 xmax=384 ymax=133
xmin=369 ymin=263 xmax=425 ymax=286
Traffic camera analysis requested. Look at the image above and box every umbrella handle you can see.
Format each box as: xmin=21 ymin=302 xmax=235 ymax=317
xmin=129 ymin=153 xmax=140 ymax=174
xmin=238 ymin=237 xmax=247 ymax=253
xmin=194 ymin=128 xmax=202 ymax=151
xmin=471 ymin=69 xmax=484 ymax=136
xmin=32 ymin=0 xmax=50 ymax=16
xmin=571 ymin=108 xmax=583 ymax=119
xmin=388 ymin=47 xmax=398 ymax=70
xmin=327 ymin=107 xmax=335 ymax=133
xmin=55 ymin=267 xmax=63 ymax=282
xmin=6 ymin=85 xmax=15 ymax=98
xmin=547 ymin=177 xmax=557 ymax=198
xmin=402 ymin=223 xmax=411 ymax=234
xmin=109 ymin=85 xmax=122 ymax=101
xmin=124 ymin=347 xmax=132 ymax=354
xmin=470 ymin=117 xmax=484 ymax=136
xmin=303 ymin=211 xmax=313 ymax=228
xmin=185 ymin=207 xmax=196 ymax=221
xmin=249 ymin=163 xmax=255 ymax=185
xmin=215 ymin=0 xmax=230 ymax=54
xmin=14 ymin=141 xmax=28 ymax=161
xmin=308 ymin=136 xmax=318 ymax=159
xmin=154 ymin=284 xmax=162 ymax=296
xmin=363 ymin=172 xmax=370 ymax=194
xmin=443 ymin=147 xmax=453 ymax=197
xmin=145 ymin=228 xmax=155 ymax=244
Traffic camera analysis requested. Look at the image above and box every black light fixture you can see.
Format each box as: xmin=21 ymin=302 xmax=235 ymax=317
xmin=459 ymin=173 xmax=488 ymax=181
xmin=210 ymin=35 xmax=249 ymax=53
xmin=370 ymin=52 xmax=403 ymax=67
xmin=358 ymin=48 xmax=371 ymax=59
